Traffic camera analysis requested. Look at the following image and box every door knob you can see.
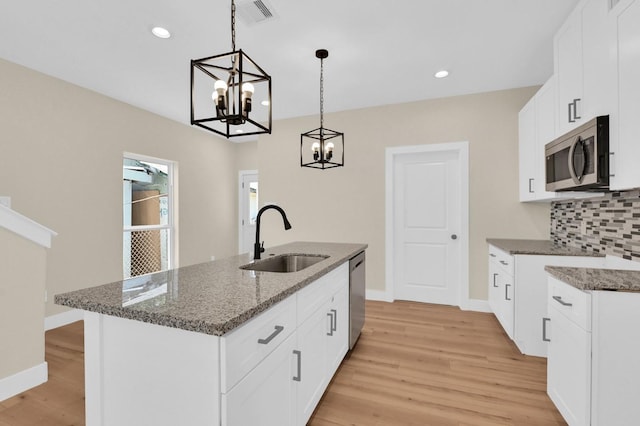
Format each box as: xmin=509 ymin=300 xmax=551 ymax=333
xmin=451 ymin=234 xmax=457 ymax=240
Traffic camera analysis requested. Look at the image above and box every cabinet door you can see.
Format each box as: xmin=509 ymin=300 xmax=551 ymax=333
xmin=326 ymin=284 xmax=349 ymax=378
xmin=222 ymin=333 xmax=296 ymax=426
xmin=581 ymin=0 xmax=612 ymax=120
xmin=295 ymin=303 xmax=329 ymax=426
xmin=496 ymin=272 xmax=514 ymax=339
xmin=488 ymin=256 xmax=501 ymax=316
xmin=555 ymin=8 xmax=584 ymax=134
xmin=547 ymin=304 xmax=591 ymax=426
xmin=518 ymin=98 xmax=537 ymax=202
xmin=610 ymin=0 xmax=640 ymax=190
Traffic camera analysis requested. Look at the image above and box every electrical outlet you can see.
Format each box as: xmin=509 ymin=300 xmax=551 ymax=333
xmin=581 ymin=221 xmax=588 ymax=235
xmin=210 ymin=255 xmax=216 ymax=261
xmin=44 ymin=290 xmax=48 ymax=303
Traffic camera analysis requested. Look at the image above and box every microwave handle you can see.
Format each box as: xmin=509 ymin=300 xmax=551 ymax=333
xmin=568 ymin=136 xmax=585 ymax=185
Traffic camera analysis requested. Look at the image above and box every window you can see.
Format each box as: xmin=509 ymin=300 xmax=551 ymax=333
xmin=123 ymin=155 xmax=174 ymax=278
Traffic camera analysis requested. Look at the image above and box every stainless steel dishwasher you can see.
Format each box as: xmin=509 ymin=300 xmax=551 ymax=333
xmin=349 ymin=251 xmax=366 ymax=350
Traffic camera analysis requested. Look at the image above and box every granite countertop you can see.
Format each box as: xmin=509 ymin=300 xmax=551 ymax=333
xmin=546 ymin=266 xmax=640 ymax=292
xmin=487 ymin=238 xmax=603 ymax=257
xmin=55 ymin=241 xmax=367 ymax=336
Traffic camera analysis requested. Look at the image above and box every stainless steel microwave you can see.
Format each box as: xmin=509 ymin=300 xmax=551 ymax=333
xmin=545 ymin=116 xmax=609 ymax=192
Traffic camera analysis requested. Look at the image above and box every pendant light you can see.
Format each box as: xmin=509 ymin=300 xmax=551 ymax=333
xmin=300 ymin=49 xmax=344 ymax=169
xmin=190 ymin=0 xmax=272 ymax=138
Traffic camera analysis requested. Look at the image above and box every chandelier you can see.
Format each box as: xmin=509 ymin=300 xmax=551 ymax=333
xmin=300 ymin=49 xmax=344 ymax=169
xmin=190 ymin=0 xmax=272 ymax=138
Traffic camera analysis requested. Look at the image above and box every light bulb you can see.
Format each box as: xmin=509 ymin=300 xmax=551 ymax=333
xmin=213 ymin=80 xmax=228 ymax=98
xmin=311 ymin=142 xmax=320 ymax=152
xmin=325 ymin=142 xmax=334 ymax=161
xmin=242 ymin=82 xmax=255 ymax=97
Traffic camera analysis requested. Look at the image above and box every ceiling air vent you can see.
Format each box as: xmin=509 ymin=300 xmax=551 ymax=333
xmin=236 ymin=0 xmax=278 ymax=25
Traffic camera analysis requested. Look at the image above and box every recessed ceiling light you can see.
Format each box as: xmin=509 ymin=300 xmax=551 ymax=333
xmin=261 ymin=100 xmax=270 ymax=107
xmin=434 ymin=70 xmax=449 ymax=79
xmin=151 ymin=27 xmax=171 ymax=39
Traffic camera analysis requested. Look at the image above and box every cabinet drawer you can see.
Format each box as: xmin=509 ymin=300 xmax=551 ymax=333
xmin=489 ymin=246 xmax=515 ymax=276
xmin=221 ymin=296 xmax=296 ymax=393
xmin=297 ymin=263 xmax=348 ymax=326
xmin=548 ymin=276 xmax=591 ymax=331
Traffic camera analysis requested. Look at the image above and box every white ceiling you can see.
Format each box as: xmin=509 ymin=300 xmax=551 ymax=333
xmin=0 ymin=0 xmax=579 ymax=140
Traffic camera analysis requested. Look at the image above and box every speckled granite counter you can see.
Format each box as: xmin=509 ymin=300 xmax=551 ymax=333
xmin=55 ymin=241 xmax=367 ymax=336
xmin=487 ymin=238 xmax=603 ymax=257
xmin=546 ymin=266 xmax=640 ymax=292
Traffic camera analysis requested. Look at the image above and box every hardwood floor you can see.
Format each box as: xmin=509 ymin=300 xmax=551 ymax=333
xmin=0 ymin=301 xmax=566 ymax=426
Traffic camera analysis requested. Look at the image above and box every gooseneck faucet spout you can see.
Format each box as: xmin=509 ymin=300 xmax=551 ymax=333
xmin=254 ymin=205 xmax=292 ymax=260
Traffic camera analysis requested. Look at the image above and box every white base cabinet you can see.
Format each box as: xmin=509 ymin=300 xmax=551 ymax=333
xmin=84 ymin=262 xmax=350 ymax=426
xmin=547 ymin=276 xmax=640 ymax=425
xmin=488 ymin=244 xmax=604 ymax=357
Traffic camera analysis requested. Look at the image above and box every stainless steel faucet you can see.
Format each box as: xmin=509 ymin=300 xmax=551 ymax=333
xmin=254 ymin=205 xmax=292 ymax=259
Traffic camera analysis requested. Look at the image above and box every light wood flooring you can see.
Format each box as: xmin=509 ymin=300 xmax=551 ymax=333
xmin=0 ymin=301 xmax=566 ymax=425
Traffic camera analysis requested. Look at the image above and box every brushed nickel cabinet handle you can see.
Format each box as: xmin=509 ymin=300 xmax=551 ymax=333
xmin=493 ymin=273 xmax=498 ymax=288
xmin=552 ymin=295 xmax=573 ymax=307
xmin=542 ymin=317 xmax=551 ymax=342
xmin=292 ymin=350 xmax=301 ymax=382
xmin=327 ymin=312 xmax=334 ymax=336
xmin=505 ymin=284 xmax=512 ymax=301
xmin=258 ymin=325 xmax=284 ymax=344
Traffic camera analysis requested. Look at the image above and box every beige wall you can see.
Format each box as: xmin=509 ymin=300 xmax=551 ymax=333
xmin=235 ymin=141 xmax=258 ymax=172
xmin=254 ymin=87 xmax=550 ymax=301
xmin=0 ymin=228 xmax=46 ymax=378
xmin=0 ymin=58 xmax=241 ymax=316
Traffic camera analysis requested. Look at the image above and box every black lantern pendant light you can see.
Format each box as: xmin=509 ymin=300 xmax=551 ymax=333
xmin=300 ymin=49 xmax=344 ymax=169
xmin=190 ymin=0 xmax=272 ymax=138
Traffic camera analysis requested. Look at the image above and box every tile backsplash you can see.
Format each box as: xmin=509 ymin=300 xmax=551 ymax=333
xmin=551 ymin=190 xmax=640 ymax=260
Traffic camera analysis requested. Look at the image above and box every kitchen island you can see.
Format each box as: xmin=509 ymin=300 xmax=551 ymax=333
xmin=55 ymin=241 xmax=367 ymax=426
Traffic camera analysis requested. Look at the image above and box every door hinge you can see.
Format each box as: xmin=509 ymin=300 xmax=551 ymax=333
xmin=242 ymin=182 xmax=245 ymax=189
xmin=242 ymin=219 xmax=245 ymax=226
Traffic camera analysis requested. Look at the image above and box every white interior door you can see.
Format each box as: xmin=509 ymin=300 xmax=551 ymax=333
xmin=392 ymin=149 xmax=461 ymax=305
xmin=239 ymin=172 xmax=259 ymax=254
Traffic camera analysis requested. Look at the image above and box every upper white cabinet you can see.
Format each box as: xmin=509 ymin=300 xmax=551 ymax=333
xmin=554 ymin=0 xmax=610 ymax=135
xmin=519 ymin=77 xmax=561 ymax=202
xmin=609 ymin=0 xmax=640 ymax=190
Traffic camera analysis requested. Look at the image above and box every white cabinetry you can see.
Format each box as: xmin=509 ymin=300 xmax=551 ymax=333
xmin=547 ymin=276 xmax=640 ymax=425
xmin=609 ymin=0 xmax=640 ymax=190
xmin=519 ymin=77 xmax=562 ymax=202
xmin=223 ymin=333 xmax=296 ymax=426
xmin=488 ymin=247 xmax=514 ymax=339
xmin=84 ymin=262 xmax=352 ymax=426
xmin=295 ymin=263 xmax=349 ymax=425
xmin=488 ymin=244 xmax=604 ymax=357
xmin=546 ymin=277 xmax=591 ymax=426
xmin=554 ymin=0 xmax=610 ymax=135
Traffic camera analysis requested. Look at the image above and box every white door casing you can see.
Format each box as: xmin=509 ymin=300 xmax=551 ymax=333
xmin=238 ymin=170 xmax=259 ymax=254
xmin=385 ymin=142 xmax=469 ymax=307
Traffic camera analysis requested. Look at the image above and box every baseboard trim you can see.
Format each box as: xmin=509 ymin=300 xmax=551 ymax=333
xmin=460 ymin=298 xmax=491 ymax=313
xmin=0 ymin=362 xmax=48 ymax=402
xmin=45 ymin=309 xmax=84 ymax=331
xmin=365 ymin=289 xmax=394 ymax=302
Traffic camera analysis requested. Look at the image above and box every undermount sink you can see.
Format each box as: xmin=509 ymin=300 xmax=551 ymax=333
xmin=240 ymin=254 xmax=329 ymax=273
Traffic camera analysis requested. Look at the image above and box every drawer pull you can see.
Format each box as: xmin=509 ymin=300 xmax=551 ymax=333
xmin=552 ymin=295 xmax=573 ymax=307
xmin=257 ymin=325 xmax=284 ymax=344
xmin=492 ymin=273 xmax=498 ymax=288
xmin=505 ymin=284 xmax=512 ymax=301
xmin=331 ymin=309 xmax=337 ymax=332
xmin=490 ymin=253 xmax=496 ymax=258
xmin=542 ymin=317 xmax=551 ymax=342
xmin=499 ymin=260 xmax=509 ymax=266
xmin=327 ymin=312 xmax=334 ymax=336
xmin=292 ymin=350 xmax=302 ymax=382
